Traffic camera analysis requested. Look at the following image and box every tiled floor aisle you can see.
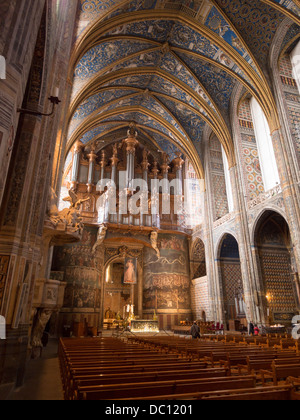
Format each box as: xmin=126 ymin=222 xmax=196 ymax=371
xmin=9 ymin=339 xmax=63 ymax=400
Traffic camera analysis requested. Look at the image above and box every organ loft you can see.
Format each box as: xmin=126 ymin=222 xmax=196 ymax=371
xmin=52 ymin=122 xmax=195 ymax=334
xmin=0 ymin=0 xmax=300 ymax=401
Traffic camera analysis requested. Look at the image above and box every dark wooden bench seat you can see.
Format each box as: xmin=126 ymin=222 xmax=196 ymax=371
xmin=67 ymin=366 xmax=211 ymax=399
xmin=58 ymin=337 xmax=300 ymax=400
xmin=201 ymin=385 xmax=300 ymax=400
xmin=119 ymin=384 xmax=299 ymax=401
xmin=239 ymin=357 xmax=300 ymax=376
xmin=261 ymin=363 xmax=300 ymax=386
xmin=76 ymin=373 xmax=252 ymax=400
xmin=115 ymin=377 xmax=257 ymax=401
xmin=63 ymin=361 xmax=211 ymax=397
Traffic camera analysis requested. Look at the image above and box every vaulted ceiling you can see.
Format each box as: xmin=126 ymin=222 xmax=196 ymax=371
xmin=65 ymin=0 xmax=300 ymax=178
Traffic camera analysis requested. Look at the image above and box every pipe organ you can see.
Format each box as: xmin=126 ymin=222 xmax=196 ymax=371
xmin=63 ymin=126 xmax=188 ymax=233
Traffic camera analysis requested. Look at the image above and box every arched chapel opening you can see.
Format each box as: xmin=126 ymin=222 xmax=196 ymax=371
xmin=254 ymin=211 xmax=300 ymax=326
xmin=218 ymin=234 xmax=246 ymax=332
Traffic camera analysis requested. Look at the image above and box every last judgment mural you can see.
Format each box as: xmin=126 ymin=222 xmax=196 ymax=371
xmin=143 ymin=234 xmax=191 ymax=313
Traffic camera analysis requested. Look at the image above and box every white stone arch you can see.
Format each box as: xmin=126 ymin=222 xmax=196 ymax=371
xmin=0 ymin=56 xmax=6 ymax=79
xmin=214 ymin=230 xmax=240 ymax=261
xmin=250 ymin=206 xmax=289 ymax=246
xmin=0 ymin=315 xmax=6 ymax=339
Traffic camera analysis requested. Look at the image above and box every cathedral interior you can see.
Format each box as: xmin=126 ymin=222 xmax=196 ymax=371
xmin=0 ymin=0 xmax=300 ymax=401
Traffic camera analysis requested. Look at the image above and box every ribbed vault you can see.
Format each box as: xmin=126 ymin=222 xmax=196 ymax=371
xmin=64 ymin=0 xmax=300 ymax=180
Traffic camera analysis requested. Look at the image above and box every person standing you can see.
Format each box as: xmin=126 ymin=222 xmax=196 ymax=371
xmin=249 ymin=321 xmax=255 ymax=336
xmin=254 ymin=325 xmax=260 ymax=336
xmin=191 ymin=321 xmax=200 ymax=340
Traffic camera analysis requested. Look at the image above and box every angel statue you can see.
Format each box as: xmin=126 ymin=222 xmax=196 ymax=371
xmin=63 ymin=189 xmax=90 ymax=210
xmin=92 ymin=225 xmax=108 ymax=254
xmin=150 ymin=231 xmax=160 ymax=259
xmin=58 ymin=190 xmax=90 ymax=232
xmin=46 ymin=187 xmax=60 ymax=226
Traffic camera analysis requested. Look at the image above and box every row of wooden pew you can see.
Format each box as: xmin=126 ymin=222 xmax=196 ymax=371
xmin=205 ymin=333 xmax=299 ymax=351
xmin=58 ymin=335 xmax=300 ymax=400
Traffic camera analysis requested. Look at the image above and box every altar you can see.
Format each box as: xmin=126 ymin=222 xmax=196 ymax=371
xmin=130 ymin=320 xmax=159 ymax=333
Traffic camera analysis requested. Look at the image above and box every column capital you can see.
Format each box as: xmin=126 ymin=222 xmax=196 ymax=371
xmin=87 ymin=151 xmax=97 ymax=163
xmin=123 ymin=136 xmax=139 ymax=155
xmin=100 ymin=150 xmax=107 ymax=168
xmin=110 ymin=156 xmax=119 ymax=167
xmin=74 ymin=141 xmax=84 ymax=154
xmin=142 ymin=149 xmax=150 ymax=172
xmin=173 ymin=152 xmax=184 ymax=171
xmin=152 ymin=161 xmax=160 ymax=178
xmin=110 ymin=143 xmax=119 ymax=167
xmin=161 ymin=152 xmax=170 ymax=175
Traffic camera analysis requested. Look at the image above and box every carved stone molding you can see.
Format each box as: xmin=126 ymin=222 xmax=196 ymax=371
xmin=104 ymin=245 xmax=143 ymax=266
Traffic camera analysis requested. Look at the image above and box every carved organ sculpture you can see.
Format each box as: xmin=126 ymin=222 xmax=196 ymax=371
xmin=62 ymin=124 xmax=188 ymax=233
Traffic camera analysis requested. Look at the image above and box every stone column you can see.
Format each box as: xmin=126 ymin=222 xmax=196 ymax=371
xmin=151 ymin=162 xmax=160 ymax=229
xmin=173 ymin=152 xmax=184 ymax=196
xmin=110 ymin=144 xmax=119 ymax=186
xmin=99 ymin=150 xmax=107 ymax=187
xmin=161 ymin=152 xmax=170 ymax=181
xmin=203 ymin=146 xmax=223 ymax=323
xmin=228 ymin=164 xmax=263 ymax=325
xmin=141 ymin=149 xmax=150 ymax=227
xmin=70 ymin=141 xmax=83 ymax=191
xmin=271 ymin=128 xmax=300 ymax=273
xmin=86 ymin=146 xmax=97 ymax=193
xmin=109 ymin=145 xmax=119 ymax=224
xmin=173 ymin=152 xmax=185 ymax=223
xmin=124 ymin=135 xmax=139 ymax=193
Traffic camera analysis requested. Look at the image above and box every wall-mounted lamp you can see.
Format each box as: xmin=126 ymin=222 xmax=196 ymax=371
xmin=17 ymin=88 xmax=61 ymax=117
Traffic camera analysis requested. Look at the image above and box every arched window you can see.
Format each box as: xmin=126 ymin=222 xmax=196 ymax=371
xmin=221 ymin=146 xmax=234 ymax=213
xmin=291 ymin=40 xmax=300 ymax=94
xmin=184 ymin=159 xmax=203 ymax=228
xmin=0 ymin=55 xmax=6 ymax=80
xmin=250 ymin=98 xmax=280 ymax=191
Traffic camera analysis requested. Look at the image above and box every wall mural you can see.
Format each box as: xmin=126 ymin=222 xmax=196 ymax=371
xmin=143 ymin=233 xmax=191 ymax=311
xmin=51 ymin=226 xmax=101 ymax=310
xmin=0 ymin=256 xmax=10 ymax=311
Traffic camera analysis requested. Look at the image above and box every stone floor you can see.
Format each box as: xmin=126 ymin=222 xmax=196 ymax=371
xmin=8 ymin=339 xmax=63 ymax=401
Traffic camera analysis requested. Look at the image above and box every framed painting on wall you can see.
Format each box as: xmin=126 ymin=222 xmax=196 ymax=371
xmin=124 ymin=258 xmax=137 ymax=285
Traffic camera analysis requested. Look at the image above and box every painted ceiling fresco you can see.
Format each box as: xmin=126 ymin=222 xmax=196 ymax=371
xmin=67 ymin=0 xmax=300 ymax=173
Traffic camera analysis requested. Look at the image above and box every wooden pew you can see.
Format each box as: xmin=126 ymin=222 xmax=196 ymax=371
xmin=64 ymin=361 xmax=211 ymax=398
xmin=116 ymin=377 xmax=257 ymax=401
xmin=58 ymin=336 xmax=300 ymax=401
xmin=261 ymin=363 xmax=300 ymax=386
xmin=76 ymin=374 xmax=253 ymax=401
xmin=67 ymin=367 xmax=210 ymax=399
xmin=201 ymin=385 xmax=300 ymax=401
xmin=241 ymin=357 xmax=300 ymax=377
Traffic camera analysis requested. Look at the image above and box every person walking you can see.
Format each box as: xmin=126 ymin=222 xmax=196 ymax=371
xmin=249 ymin=321 xmax=255 ymax=336
xmin=191 ymin=321 xmax=200 ymax=340
xmin=254 ymin=325 xmax=260 ymax=336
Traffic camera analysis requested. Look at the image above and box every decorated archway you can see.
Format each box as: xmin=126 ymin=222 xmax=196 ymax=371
xmin=218 ymin=233 xmax=246 ymax=332
xmin=254 ymin=210 xmax=300 ymax=326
